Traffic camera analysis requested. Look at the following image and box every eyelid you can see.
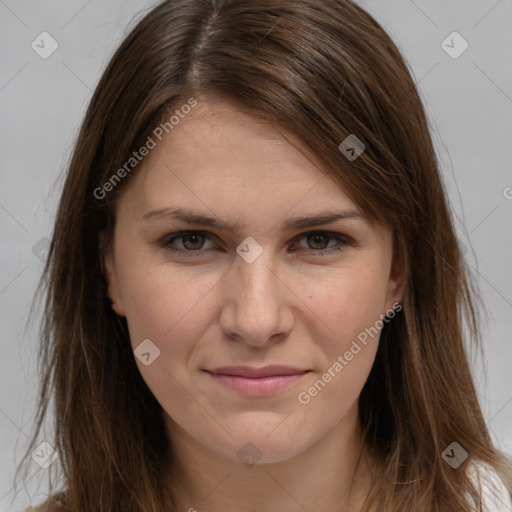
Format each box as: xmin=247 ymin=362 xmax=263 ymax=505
xmin=160 ymin=229 xmax=353 ymax=256
xmin=160 ymin=230 xmax=217 ymax=249
xmin=290 ymin=231 xmax=352 ymax=253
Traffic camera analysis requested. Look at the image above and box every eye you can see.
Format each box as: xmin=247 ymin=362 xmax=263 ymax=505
xmin=161 ymin=231 xmax=217 ymax=255
xmin=291 ymin=231 xmax=350 ymax=256
xmin=160 ymin=230 xmax=350 ymax=257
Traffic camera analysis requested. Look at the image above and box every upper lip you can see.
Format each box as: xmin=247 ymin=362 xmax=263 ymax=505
xmin=205 ymin=365 xmax=311 ymax=378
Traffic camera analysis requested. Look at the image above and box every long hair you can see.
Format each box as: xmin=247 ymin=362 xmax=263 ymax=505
xmin=14 ymin=0 xmax=512 ymax=511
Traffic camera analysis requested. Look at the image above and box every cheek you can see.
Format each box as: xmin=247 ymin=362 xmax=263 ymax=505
xmin=306 ymin=258 xmax=389 ymax=346
xmin=116 ymin=263 xmax=221 ymax=416
xmin=295 ymin=267 xmax=385 ymax=423
xmin=116 ymin=256 xmax=221 ymax=350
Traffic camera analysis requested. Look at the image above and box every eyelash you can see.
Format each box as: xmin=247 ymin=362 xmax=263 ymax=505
xmin=160 ymin=230 xmax=351 ymax=257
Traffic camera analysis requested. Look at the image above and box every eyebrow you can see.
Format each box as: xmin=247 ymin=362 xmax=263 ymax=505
xmin=141 ymin=206 xmax=369 ymax=232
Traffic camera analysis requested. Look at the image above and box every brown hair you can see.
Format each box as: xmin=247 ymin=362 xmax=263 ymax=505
xmin=14 ymin=0 xmax=512 ymax=511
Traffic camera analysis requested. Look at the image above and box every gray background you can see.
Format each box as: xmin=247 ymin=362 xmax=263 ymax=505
xmin=1 ymin=0 xmax=511 ymax=509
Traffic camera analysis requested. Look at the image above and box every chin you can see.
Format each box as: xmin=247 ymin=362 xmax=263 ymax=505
xmin=219 ymin=436 xmax=306 ymax=466
xmin=208 ymin=420 xmax=316 ymax=466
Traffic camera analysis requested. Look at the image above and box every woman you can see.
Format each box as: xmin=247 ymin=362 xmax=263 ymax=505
xmin=14 ymin=0 xmax=512 ymax=511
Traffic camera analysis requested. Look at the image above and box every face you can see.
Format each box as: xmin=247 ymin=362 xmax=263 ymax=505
xmin=104 ymin=98 xmax=405 ymax=465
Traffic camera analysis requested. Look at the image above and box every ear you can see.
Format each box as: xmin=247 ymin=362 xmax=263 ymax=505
xmin=100 ymin=230 xmax=126 ymax=317
xmin=384 ymin=240 xmax=406 ymax=313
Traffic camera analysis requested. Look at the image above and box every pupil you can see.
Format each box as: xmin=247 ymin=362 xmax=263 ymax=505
xmin=184 ymin=234 xmax=203 ymax=250
xmin=181 ymin=233 xmax=329 ymax=251
xmin=309 ymin=233 xmax=327 ymax=249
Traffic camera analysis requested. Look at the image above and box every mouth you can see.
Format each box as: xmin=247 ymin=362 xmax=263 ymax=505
xmin=203 ymin=366 xmax=312 ymax=397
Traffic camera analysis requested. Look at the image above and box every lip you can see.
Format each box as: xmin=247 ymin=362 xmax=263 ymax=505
xmin=203 ymin=366 xmax=311 ymax=397
xmin=207 ymin=365 xmax=310 ymax=378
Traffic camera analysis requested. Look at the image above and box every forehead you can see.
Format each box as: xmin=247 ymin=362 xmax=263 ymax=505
xmin=121 ymin=99 xmax=361 ymax=220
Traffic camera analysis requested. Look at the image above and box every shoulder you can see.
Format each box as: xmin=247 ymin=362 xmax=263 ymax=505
xmin=20 ymin=505 xmax=59 ymax=512
xmin=19 ymin=493 xmax=67 ymax=512
xmin=466 ymin=460 xmax=512 ymax=511
xmin=20 ymin=505 xmax=63 ymax=512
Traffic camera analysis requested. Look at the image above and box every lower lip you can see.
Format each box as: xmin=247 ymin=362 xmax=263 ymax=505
xmin=205 ymin=371 xmax=310 ymax=397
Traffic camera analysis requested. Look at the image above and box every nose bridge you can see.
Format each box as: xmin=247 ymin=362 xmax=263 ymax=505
xmin=221 ymin=242 xmax=293 ymax=344
xmin=238 ymin=250 xmax=279 ymax=309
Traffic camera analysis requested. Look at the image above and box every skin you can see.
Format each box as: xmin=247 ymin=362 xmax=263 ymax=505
xmin=104 ymin=98 xmax=406 ymax=512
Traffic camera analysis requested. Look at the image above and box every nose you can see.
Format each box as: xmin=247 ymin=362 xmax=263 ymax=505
xmin=218 ymin=245 xmax=295 ymax=348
